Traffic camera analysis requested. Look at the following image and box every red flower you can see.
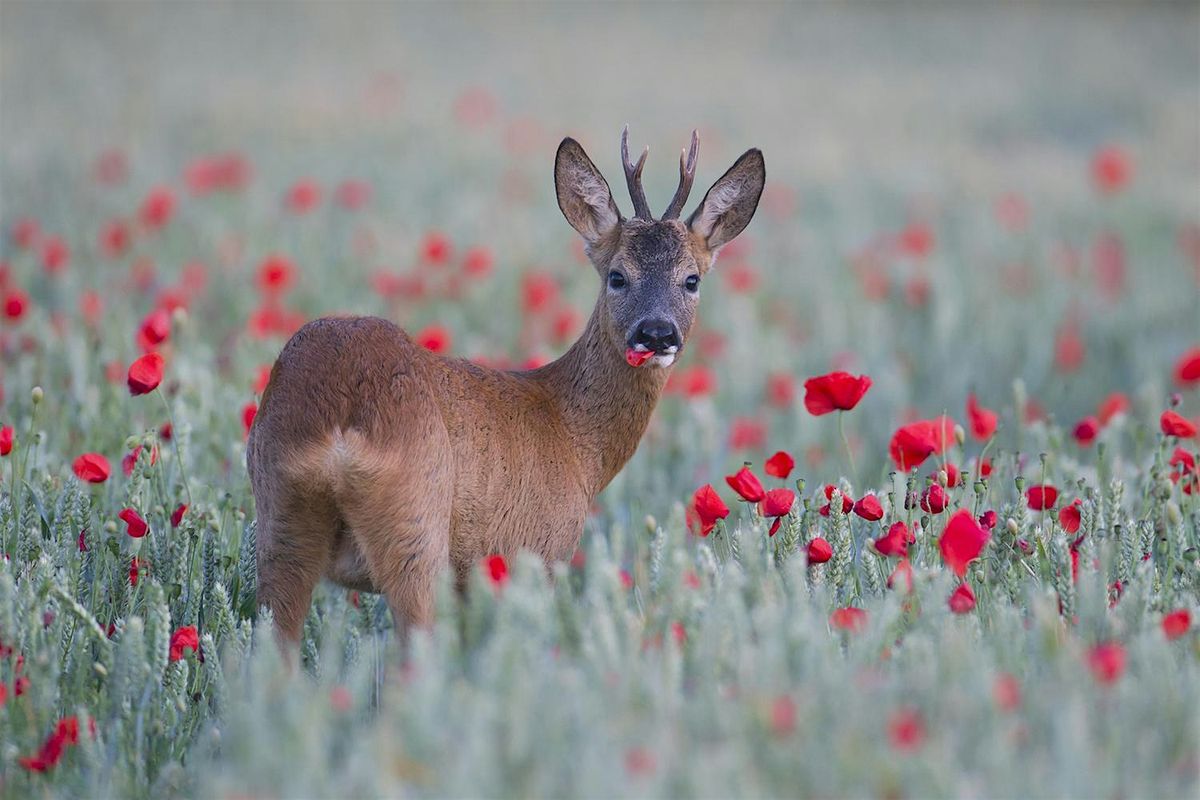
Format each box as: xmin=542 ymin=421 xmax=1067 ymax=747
xmin=12 ymin=217 xmax=40 ymax=249
xmin=888 ymin=559 xmax=915 ymax=593
xmin=874 ymin=522 xmax=910 ymax=558
xmin=966 ymin=393 xmax=998 ymax=441
xmin=978 ymin=457 xmax=993 ymax=478
xmin=1058 ymin=500 xmax=1082 ymax=534
xmin=1073 ymin=416 xmax=1100 ymax=446
xmin=1176 ymin=347 xmax=1200 ymax=386
xmin=761 ymin=488 xmax=795 ymax=536
xmin=0 ymin=425 xmax=12 ymax=456
xmin=887 ymin=707 xmax=926 ymax=752
xmin=122 ymin=444 xmax=157 ymax=477
xmin=764 ymin=450 xmax=794 ymax=479
xmin=939 ymin=509 xmax=990 ymax=577
xmin=1086 ymin=641 xmax=1126 ymax=685
xmin=1161 ymin=410 xmax=1197 ymax=439
xmin=77 ymin=529 xmax=88 ymax=552
xmin=1091 ymin=145 xmax=1132 ymax=194
xmin=802 ymin=372 xmax=872 ymax=415
xmin=334 ymin=179 xmax=372 ymax=211
xmin=1054 ymin=319 xmax=1085 ymax=373
xmin=889 ymin=416 xmax=954 ymax=471
xmin=691 ymin=484 xmax=729 ymax=537
xmin=766 ymin=373 xmax=795 ymax=408
xmin=416 ymin=324 xmax=451 ymax=354
xmin=169 ymin=626 xmax=200 ymax=661
xmin=41 ymin=236 xmax=69 ymax=273
xmin=829 ymin=607 xmax=867 ymax=633
xmin=818 ymin=484 xmax=853 ymax=517
xmin=285 ymin=179 xmax=321 ymax=214
xmin=920 ymin=483 xmax=948 ymax=514
xmin=483 ymin=554 xmax=508 ymax=586
xmin=1162 ymin=609 xmax=1191 ymax=641
xmin=72 ymin=453 xmax=111 ymax=483
xmin=99 ymin=218 xmax=130 ymax=258
xmin=3 ymin=287 xmax=30 ymax=321
xmin=18 ymin=716 xmax=80 ymax=773
xmin=127 ymin=352 xmax=164 ymax=395
xmin=1025 ymin=484 xmax=1059 ymax=511
xmin=420 ymin=231 xmax=453 ymax=265
xmin=979 ymin=509 xmax=998 ymax=530
xmin=129 ymin=556 xmax=142 ymax=586
xmin=257 ymin=254 xmax=296 ymax=295
xmin=242 ymin=402 xmax=258 ymax=437
xmin=726 ymin=466 xmax=766 ymax=503
xmin=171 ymin=504 xmax=188 ymax=528
xmin=806 ymin=537 xmax=833 ymax=564
xmin=118 ymin=508 xmax=148 ymax=538
xmin=948 ymin=582 xmax=976 ymax=614
xmin=139 ymin=186 xmax=176 ymax=229
xmin=853 ymin=494 xmax=883 ymax=521
xmin=1097 ymin=392 xmax=1130 ymax=425
xmin=728 ymin=417 xmax=766 ymax=450
xmin=770 ymin=695 xmax=796 ymax=737
xmin=993 ymin=674 xmax=1022 ymax=712
xmin=898 ymin=222 xmax=934 ymax=258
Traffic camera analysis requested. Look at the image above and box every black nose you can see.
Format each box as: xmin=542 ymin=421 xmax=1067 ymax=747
xmin=631 ymin=319 xmax=680 ymax=353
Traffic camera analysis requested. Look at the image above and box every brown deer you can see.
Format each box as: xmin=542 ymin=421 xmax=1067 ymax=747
xmin=247 ymin=128 xmax=765 ymax=643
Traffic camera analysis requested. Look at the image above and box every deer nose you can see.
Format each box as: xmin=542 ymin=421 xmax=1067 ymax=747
xmin=631 ymin=319 xmax=680 ymax=353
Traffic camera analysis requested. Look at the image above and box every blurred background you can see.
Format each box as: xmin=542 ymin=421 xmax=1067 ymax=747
xmin=2 ymin=1 xmax=1198 ymax=496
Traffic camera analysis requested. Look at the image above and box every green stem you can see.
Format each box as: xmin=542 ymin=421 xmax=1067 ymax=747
xmin=838 ymin=411 xmax=860 ymax=488
xmin=158 ymin=389 xmax=193 ymax=507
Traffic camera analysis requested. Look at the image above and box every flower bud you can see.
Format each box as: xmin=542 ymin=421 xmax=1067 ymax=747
xmin=31 ymin=386 xmax=43 ymax=405
xmin=644 ymin=515 xmax=657 ymax=536
xmin=1167 ymin=502 xmax=1182 ymax=525
xmin=954 ymin=424 xmax=966 ymax=446
xmin=1007 ymin=518 xmax=1019 ymax=535
xmin=937 ymin=469 xmax=948 ymax=487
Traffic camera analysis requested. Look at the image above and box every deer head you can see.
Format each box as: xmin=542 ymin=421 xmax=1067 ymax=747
xmin=554 ymin=127 xmax=765 ymax=368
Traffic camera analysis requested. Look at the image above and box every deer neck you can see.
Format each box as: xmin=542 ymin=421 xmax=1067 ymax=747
xmin=536 ymin=297 xmax=670 ymax=498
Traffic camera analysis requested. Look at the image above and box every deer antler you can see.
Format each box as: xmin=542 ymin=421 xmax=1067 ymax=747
xmin=662 ymin=129 xmax=699 ymax=220
xmin=620 ymin=125 xmax=652 ymax=220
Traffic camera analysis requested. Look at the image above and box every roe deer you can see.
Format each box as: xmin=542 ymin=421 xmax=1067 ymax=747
xmin=247 ymin=127 xmax=765 ymax=643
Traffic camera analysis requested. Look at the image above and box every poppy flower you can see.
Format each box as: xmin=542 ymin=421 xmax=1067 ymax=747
xmin=818 ymin=484 xmax=853 ymax=517
xmin=692 ymin=484 xmax=729 ymax=536
xmin=127 ymin=352 xmax=164 ymax=395
xmin=897 ymin=222 xmax=934 ymax=258
xmin=121 ymin=445 xmax=157 ymax=477
xmin=171 ymin=504 xmax=188 ymax=528
xmin=939 ymin=509 xmax=989 ymax=577
xmin=1097 ymin=392 xmax=1130 ymax=425
xmin=285 ymin=179 xmax=321 ymax=214
xmin=874 ymin=522 xmax=910 ymax=558
xmin=978 ymin=457 xmax=993 ymax=478
xmin=1086 ymin=641 xmax=1126 ymax=685
xmin=829 ymin=607 xmax=867 ymax=633
xmin=1073 ymin=416 xmax=1100 ymax=446
xmin=0 ymin=425 xmax=12 ymax=456
xmin=941 ymin=462 xmax=961 ymax=488
xmin=948 ymin=582 xmax=976 ymax=614
xmin=18 ymin=717 xmax=80 ymax=772
xmin=129 ymin=556 xmax=142 ymax=586
xmin=966 ymin=393 xmax=998 ymax=441
xmin=163 ymin=626 xmax=199 ymax=663
xmin=802 ymin=372 xmax=872 ymax=416
xmin=766 ymin=373 xmax=796 ymax=408
xmin=979 ymin=509 xmax=998 ymax=530
xmin=889 ymin=416 xmax=953 ymax=471
xmin=1161 ymin=410 xmax=1197 ymax=439
xmin=993 ymin=674 xmax=1022 ymax=712
xmin=118 ymin=508 xmax=148 ymax=538
xmin=726 ymin=466 xmax=766 ymax=503
xmin=3 ymin=287 xmax=30 ymax=321
xmin=770 ymin=695 xmax=796 ymax=737
xmin=764 ymin=450 xmax=794 ymax=479
xmin=806 ymin=537 xmax=833 ymax=564
xmin=99 ymin=218 xmax=130 ymax=258
xmin=139 ymin=186 xmax=176 ymax=229
xmin=137 ymin=308 xmax=171 ymax=351
xmin=1059 ymin=500 xmax=1082 ymax=534
xmin=11 ymin=217 xmax=39 ymax=250
xmin=887 ymin=707 xmax=926 ymax=752
xmin=1176 ymin=347 xmax=1200 ymax=386
xmin=483 ymin=554 xmax=508 ymax=586
xmin=888 ymin=559 xmax=915 ymax=593
xmin=334 ymin=179 xmax=372 ymax=211
xmin=77 ymin=530 xmax=88 ymax=552
xmin=1162 ymin=609 xmax=1191 ymax=641
xmin=920 ymin=483 xmax=948 ymax=514
xmin=420 ymin=231 xmax=453 ymax=265
xmin=1091 ymin=145 xmax=1132 ymax=194
xmin=41 ymin=236 xmax=69 ymax=273
xmin=853 ymin=494 xmax=884 ymax=521
xmin=760 ymin=488 xmax=795 ymax=536
xmin=72 ymin=453 xmax=111 ymax=483
xmin=1054 ymin=319 xmax=1085 ymax=373
xmin=416 ymin=325 xmax=451 ymax=354
xmin=1025 ymin=484 xmax=1059 ymax=511
xmin=728 ymin=417 xmax=766 ymax=450
xmin=241 ymin=403 xmax=258 ymax=437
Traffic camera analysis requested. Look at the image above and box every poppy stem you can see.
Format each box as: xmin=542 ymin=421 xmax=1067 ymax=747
xmin=157 ymin=389 xmax=193 ymax=507
xmin=838 ymin=411 xmax=860 ymax=488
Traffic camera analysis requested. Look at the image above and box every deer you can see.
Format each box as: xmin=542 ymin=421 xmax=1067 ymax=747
xmin=246 ymin=127 xmax=765 ymax=645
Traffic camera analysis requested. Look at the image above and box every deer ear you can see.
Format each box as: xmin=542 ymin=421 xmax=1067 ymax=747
xmin=687 ymin=149 xmax=765 ymax=253
xmin=555 ymin=138 xmax=621 ymax=245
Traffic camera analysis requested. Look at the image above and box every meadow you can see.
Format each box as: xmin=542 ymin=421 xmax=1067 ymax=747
xmin=1 ymin=3 xmax=1199 ymax=798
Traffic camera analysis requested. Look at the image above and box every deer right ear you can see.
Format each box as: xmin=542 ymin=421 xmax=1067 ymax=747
xmin=555 ymin=138 xmax=621 ymax=245
xmin=687 ymin=149 xmax=766 ymax=253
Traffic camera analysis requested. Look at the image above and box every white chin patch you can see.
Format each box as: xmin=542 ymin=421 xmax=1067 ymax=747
xmin=646 ymin=353 xmax=676 ymax=368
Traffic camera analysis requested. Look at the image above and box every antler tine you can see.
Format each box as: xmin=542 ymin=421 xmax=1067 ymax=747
xmin=662 ymin=129 xmax=700 ymax=220
xmin=620 ymin=125 xmax=652 ymax=220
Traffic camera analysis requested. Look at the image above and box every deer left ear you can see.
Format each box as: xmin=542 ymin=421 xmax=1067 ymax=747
xmin=687 ymin=149 xmax=765 ymax=252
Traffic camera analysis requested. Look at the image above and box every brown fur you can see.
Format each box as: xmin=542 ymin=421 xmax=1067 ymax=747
xmin=247 ymin=132 xmax=764 ymax=644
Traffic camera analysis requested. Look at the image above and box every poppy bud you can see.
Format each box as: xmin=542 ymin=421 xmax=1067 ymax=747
xmin=954 ymin=424 xmax=966 ymax=445
xmin=31 ymin=386 xmax=43 ymax=405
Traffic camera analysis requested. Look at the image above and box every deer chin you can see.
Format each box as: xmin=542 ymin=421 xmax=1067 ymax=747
xmin=645 ymin=352 xmax=676 ymax=368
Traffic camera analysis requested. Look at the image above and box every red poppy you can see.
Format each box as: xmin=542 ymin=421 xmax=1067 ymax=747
xmin=886 ymin=558 xmax=914 ymax=593
xmin=829 ymin=607 xmax=867 ymax=633
xmin=874 ymin=522 xmax=910 ymax=558
xmin=993 ymin=673 xmax=1022 ymax=712
xmin=818 ymin=484 xmax=853 ymax=517
xmin=692 ymin=484 xmax=729 ymax=536
xmin=1025 ymin=484 xmax=1059 ymax=511
xmin=169 ymin=625 xmax=200 ymax=661
xmin=939 ymin=509 xmax=989 ymax=577
xmin=72 ymin=453 xmax=111 ymax=483
xmin=1059 ymin=500 xmax=1082 ymax=533
xmin=171 ymin=504 xmax=188 ymax=528
xmin=761 ymin=488 xmax=795 ymax=536
xmin=257 ymin=254 xmax=296 ymax=294
xmin=887 ymin=707 xmax=926 ymax=752
xmin=1073 ymin=416 xmax=1100 ymax=446
xmin=889 ymin=416 xmax=954 ymax=471
xmin=1097 ymin=392 xmax=1130 ymax=425
xmin=12 ymin=217 xmax=40 ymax=249
xmin=1086 ymin=641 xmax=1126 ymax=685
xmin=853 ymin=494 xmax=883 ymax=521
xmin=285 ymin=179 xmax=321 ymax=214
xmin=979 ymin=509 xmax=998 ymax=530
xmin=948 ymin=582 xmax=976 ymax=614
xmin=99 ymin=218 xmax=130 ymax=258
xmin=334 ymin=179 xmax=372 ymax=211
xmin=1054 ymin=319 xmax=1085 ymax=373
xmin=920 ymin=483 xmax=948 ymax=514
xmin=897 ymin=222 xmax=934 ymax=258
xmin=18 ymin=716 xmax=80 ymax=773
xmin=726 ymin=466 xmax=766 ymax=503
xmin=127 ymin=352 xmax=164 ymax=395
xmin=137 ymin=308 xmax=171 ymax=352
xmin=802 ymin=372 xmax=872 ymax=416
xmin=764 ymin=450 xmax=794 ymax=479
xmin=770 ymin=695 xmax=796 ymax=736
xmin=140 ymin=186 xmax=176 ymax=229
xmin=806 ymin=537 xmax=833 ymax=564
xmin=483 ymin=554 xmax=508 ymax=586
xmin=0 ymin=425 xmax=12 ymax=456
xmin=129 ymin=556 xmax=143 ymax=586
xmin=1176 ymin=347 xmax=1200 ymax=386
xmin=3 ymin=287 xmax=29 ymax=321
xmin=420 ymin=231 xmax=453 ymax=266
xmin=41 ymin=236 xmax=69 ymax=273
xmin=766 ymin=373 xmax=795 ymax=408
xmin=1091 ymin=145 xmax=1132 ymax=194
xmin=965 ymin=394 xmax=997 ymax=441
xmin=1162 ymin=609 xmax=1191 ymax=641
xmin=241 ymin=402 xmax=258 ymax=437
xmin=121 ymin=445 xmax=157 ymax=477
xmin=728 ymin=417 xmax=766 ymax=451
xmin=118 ymin=508 xmax=148 ymax=538
xmin=416 ymin=325 xmax=451 ymax=354
xmin=1161 ymin=410 xmax=1197 ymax=439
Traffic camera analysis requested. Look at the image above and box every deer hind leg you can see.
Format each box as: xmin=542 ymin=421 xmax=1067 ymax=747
xmin=255 ymin=484 xmax=340 ymax=647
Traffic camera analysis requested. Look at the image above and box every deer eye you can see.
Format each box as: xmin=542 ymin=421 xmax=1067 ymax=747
xmin=608 ymin=271 xmax=627 ymax=290
xmin=684 ymin=274 xmax=700 ymax=293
